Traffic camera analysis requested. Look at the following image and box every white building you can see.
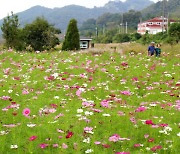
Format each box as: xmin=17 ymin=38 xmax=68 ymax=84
xmin=137 ymin=17 xmax=176 ymax=35
xmin=80 ymin=38 xmax=92 ymax=49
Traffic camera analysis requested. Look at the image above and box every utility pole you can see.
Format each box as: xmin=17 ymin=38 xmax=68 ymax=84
xmin=103 ymin=25 xmax=105 ymax=35
xmin=125 ymin=22 xmax=128 ymax=34
xmin=95 ymin=27 xmax=98 ymax=38
xmin=121 ymin=13 xmax=124 ymax=33
xmin=167 ymin=12 xmax=169 ymax=34
xmin=162 ymin=0 xmax=165 ymax=33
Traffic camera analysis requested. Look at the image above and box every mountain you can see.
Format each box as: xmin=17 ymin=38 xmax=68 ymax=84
xmin=141 ymin=0 xmax=180 ymax=19
xmin=0 ymin=0 xmax=153 ymax=35
xmin=104 ymin=0 xmax=153 ymax=13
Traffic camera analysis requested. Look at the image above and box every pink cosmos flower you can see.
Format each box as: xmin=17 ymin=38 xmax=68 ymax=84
xmin=82 ymin=102 xmax=94 ymax=107
xmin=79 ymin=73 xmax=86 ymax=78
xmin=54 ymin=113 xmax=64 ymax=120
xmin=151 ymin=125 xmax=159 ymax=128
xmin=3 ymin=68 xmax=10 ymax=75
xmin=13 ymin=76 xmax=20 ymax=80
xmin=101 ymin=68 xmax=107 ymax=72
xmin=144 ymin=134 xmax=149 ymax=138
xmin=3 ymin=124 xmax=18 ymax=128
xmin=58 ymin=136 xmax=63 ymax=139
xmin=135 ymin=106 xmax=146 ymax=112
xmin=130 ymin=117 xmax=137 ymax=124
xmin=1 ymin=96 xmax=10 ymax=100
xmin=121 ymin=91 xmax=131 ymax=96
xmin=29 ymin=136 xmax=37 ymax=141
xmin=94 ymin=141 xmax=101 ymax=145
xmin=159 ymin=123 xmax=168 ymax=127
xmin=22 ymin=90 xmax=29 ymax=95
xmin=39 ymin=143 xmax=49 ymax=149
xmin=62 ymin=143 xmax=68 ymax=149
xmin=91 ymin=108 xmax=103 ymax=113
xmin=23 ymin=108 xmax=31 ymax=117
xmin=57 ymin=129 xmax=64 ymax=133
xmin=100 ymin=100 xmax=109 ymax=108
xmin=116 ymin=152 xmax=130 ymax=154
xmin=148 ymin=138 xmax=154 ymax=142
xmin=151 ymin=145 xmax=162 ymax=152
xmin=118 ymin=111 xmax=125 ymax=116
xmin=121 ymin=62 xmax=128 ymax=67
xmin=102 ymin=144 xmax=110 ymax=148
xmin=109 ymin=134 xmax=120 ymax=142
xmin=88 ymin=76 xmax=93 ymax=81
xmin=53 ymin=144 xmax=59 ymax=148
xmin=76 ymin=90 xmax=82 ymax=97
xmin=134 ymin=144 xmax=141 ymax=148
xmin=84 ymin=127 xmax=93 ymax=132
xmin=132 ymin=77 xmax=138 ymax=81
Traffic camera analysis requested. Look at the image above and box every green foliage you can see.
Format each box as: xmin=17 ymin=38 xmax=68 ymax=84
xmin=1 ymin=12 xmax=20 ymax=49
xmin=23 ymin=17 xmax=60 ymax=51
xmin=168 ymin=22 xmax=180 ymax=43
xmin=142 ymin=0 xmax=180 ymax=19
xmin=80 ymin=10 xmax=142 ymax=37
xmin=79 ymin=18 xmax=96 ymax=37
xmin=113 ymin=34 xmax=131 ymax=43
xmin=131 ymin=33 xmax=142 ymax=41
xmin=62 ymin=19 xmax=80 ymax=51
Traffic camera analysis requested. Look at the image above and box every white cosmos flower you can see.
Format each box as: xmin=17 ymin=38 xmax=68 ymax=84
xmin=83 ymin=137 xmax=90 ymax=143
xmin=85 ymin=111 xmax=93 ymax=116
xmin=85 ymin=149 xmax=93 ymax=153
xmin=10 ymin=145 xmax=18 ymax=149
xmin=77 ymin=109 xmax=83 ymax=113
xmin=27 ymin=124 xmax=36 ymax=128
xmin=177 ymin=132 xmax=180 ymax=137
xmin=54 ymin=96 xmax=59 ymax=99
xmin=102 ymin=113 xmax=111 ymax=117
xmin=8 ymin=90 xmax=13 ymax=93
xmin=52 ymin=73 xmax=59 ymax=78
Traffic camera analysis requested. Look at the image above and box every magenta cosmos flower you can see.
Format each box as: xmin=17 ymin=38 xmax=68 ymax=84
xmin=29 ymin=136 xmax=37 ymax=141
xmin=39 ymin=143 xmax=49 ymax=149
xmin=23 ymin=108 xmax=31 ymax=117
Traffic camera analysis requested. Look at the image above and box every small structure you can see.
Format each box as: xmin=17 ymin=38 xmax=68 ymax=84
xmin=137 ymin=17 xmax=176 ymax=35
xmin=80 ymin=38 xmax=92 ymax=49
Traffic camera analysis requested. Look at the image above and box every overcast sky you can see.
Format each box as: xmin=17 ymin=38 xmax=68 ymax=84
xmin=0 ymin=0 xmax=158 ymax=19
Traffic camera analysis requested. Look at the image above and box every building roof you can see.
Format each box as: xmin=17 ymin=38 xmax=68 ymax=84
xmin=80 ymin=38 xmax=92 ymax=41
xmin=145 ymin=17 xmax=176 ymax=23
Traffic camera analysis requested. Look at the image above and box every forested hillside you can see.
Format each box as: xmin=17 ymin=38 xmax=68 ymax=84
xmin=0 ymin=0 xmax=153 ymax=35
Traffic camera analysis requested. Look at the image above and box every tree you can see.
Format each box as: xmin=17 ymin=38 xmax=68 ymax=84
xmin=1 ymin=12 xmax=20 ymax=48
xmin=62 ymin=19 xmax=80 ymax=51
xmin=113 ymin=34 xmax=131 ymax=43
xmin=168 ymin=22 xmax=180 ymax=43
xmin=23 ymin=17 xmax=61 ymax=51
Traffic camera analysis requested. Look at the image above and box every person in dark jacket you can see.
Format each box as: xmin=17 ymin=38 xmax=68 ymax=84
xmin=148 ymin=42 xmax=155 ymax=56
xmin=155 ymin=44 xmax=161 ymax=57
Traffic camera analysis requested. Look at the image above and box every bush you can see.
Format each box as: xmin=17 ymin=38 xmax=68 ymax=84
xmin=113 ymin=34 xmax=131 ymax=43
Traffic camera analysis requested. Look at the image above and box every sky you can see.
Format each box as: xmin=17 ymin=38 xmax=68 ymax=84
xmin=0 ymin=0 xmax=159 ymax=19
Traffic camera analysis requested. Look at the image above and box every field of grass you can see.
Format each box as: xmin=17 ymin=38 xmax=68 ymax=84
xmin=0 ymin=45 xmax=180 ymax=154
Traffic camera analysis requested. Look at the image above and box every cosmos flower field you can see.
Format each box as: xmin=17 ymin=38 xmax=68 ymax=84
xmin=0 ymin=49 xmax=179 ymax=154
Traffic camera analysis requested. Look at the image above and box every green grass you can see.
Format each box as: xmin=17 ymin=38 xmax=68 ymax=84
xmin=0 ymin=45 xmax=179 ymax=154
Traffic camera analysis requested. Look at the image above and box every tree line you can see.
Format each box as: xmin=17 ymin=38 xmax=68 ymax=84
xmin=1 ymin=12 xmax=80 ymax=51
